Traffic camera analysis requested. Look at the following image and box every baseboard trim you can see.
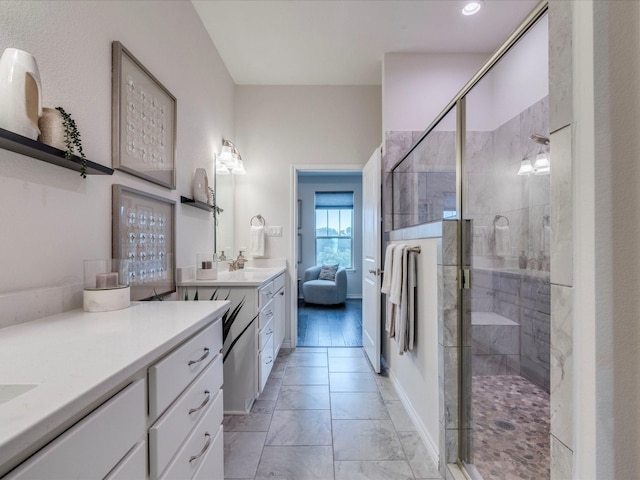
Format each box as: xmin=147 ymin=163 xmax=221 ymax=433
xmin=386 ymin=367 xmax=440 ymax=469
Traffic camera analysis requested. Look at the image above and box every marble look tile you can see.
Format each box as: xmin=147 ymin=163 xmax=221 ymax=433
xmin=329 ymin=356 xmax=373 ymax=372
xmin=223 ymin=431 xmax=266 ymax=479
xmin=332 ymin=392 xmax=389 ymax=420
xmin=472 ymin=323 xmax=520 ymax=355
xmin=471 ymin=353 xmax=520 ymax=376
xmin=293 ymin=347 xmax=327 ymax=353
xmin=442 ymin=346 xmax=459 ymax=429
xmin=385 ymin=400 xmax=415 ymax=431
xmin=440 ymin=267 xmax=459 ymax=347
xmin=276 ymin=385 xmax=330 ymax=410
xmin=384 ymin=131 xmax=413 ymax=171
xmin=465 ymin=131 xmax=494 ymax=173
xmin=550 ymin=126 xmax=573 ymax=287
xmin=330 ymin=372 xmax=379 ymax=392
xmin=287 ymin=352 xmax=328 ymax=367
xmin=332 ymin=419 xmax=405 ymax=461
xmin=398 ymin=431 xmax=441 ymax=479
xmin=266 ymin=409 xmax=332 ymax=446
xmin=375 ymin=374 xmax=400 ymax=401
xmin=441 ymin=221 xmax=458 ymax=266
xmin=550 ymin=284 xmax=573 ymax=449
xmin=549 ymin=0 xmax=573 ymax=132
xmin=550 ymin=435 xmax=573 ymax=480
xmin=282 ymin=366 xmax=329 ymax=385
xmin=255 ymin=445 xmax=334 ymax=480
xmin=259 ymin=381 xmax=281 ymax=401
xmin=328 ymin=347 xmax=365 ymax=357
xmin=520 ymin=97 xmax=550 ymax=155
xmin=224 ymin=400 xmax=275 ymax=432
xmin=334 ymin=461 xmax=415 ymax=480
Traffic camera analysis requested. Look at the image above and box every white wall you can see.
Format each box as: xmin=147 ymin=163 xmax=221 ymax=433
xmin=573 ymin=1 xmax=640 ymax=476
xmin=298 ymin=174 xmax=363 ymax=298
xmin=386 ymin=237 xmax=440 ymax=456
xmin=234 ymin=86 xmax=381 ymax=343
xmin=0 ymin=1 xmax=234 ymax=321
xmin=383 ymin=53 xmax=487 ymax=132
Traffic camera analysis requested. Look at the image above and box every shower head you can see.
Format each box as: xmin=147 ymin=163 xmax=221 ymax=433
xmin=529 ymin=133 xmax=550 ymax=146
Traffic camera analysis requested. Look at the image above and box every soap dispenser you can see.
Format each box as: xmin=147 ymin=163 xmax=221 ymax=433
xmin=236 ymin=250 xmax=247 ymax=269
xmin=219 ymin=251 xmax=227 ymax=261
xmin=518 ymin=251 xmax=527 ymax=269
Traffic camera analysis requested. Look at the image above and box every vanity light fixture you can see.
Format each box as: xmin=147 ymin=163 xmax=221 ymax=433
xmin=462 ymin=0 xmax=483 ymax=16
xmin=216 ymin=139 xmax=246 ymax=175
xmin=517 ymin=157 xmax=535 ymax=176
xmin=533 ymin=151 xmax=550 ymax=174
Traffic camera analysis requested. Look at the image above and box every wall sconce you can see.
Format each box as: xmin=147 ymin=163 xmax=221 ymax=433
xmin=517 ymin=133 xmax=550 ymax=176
xmin=216 ymin=139 xmax=246 ymax=175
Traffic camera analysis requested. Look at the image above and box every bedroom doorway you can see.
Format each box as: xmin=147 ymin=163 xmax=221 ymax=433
xmin=294 ymin=170 xmax=363 ymax=348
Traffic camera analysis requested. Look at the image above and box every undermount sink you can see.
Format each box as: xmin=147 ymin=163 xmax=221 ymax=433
xmin=0 ymin=384 xmax=37 ymax=405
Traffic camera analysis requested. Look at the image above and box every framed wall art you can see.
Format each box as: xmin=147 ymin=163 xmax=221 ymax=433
xmin=112 ymin=184 xmax=176 ymax=300
xmin=112 ymin=41 xmax=176 ymax=189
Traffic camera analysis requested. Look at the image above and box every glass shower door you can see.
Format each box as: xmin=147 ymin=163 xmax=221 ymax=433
xmin=460 ymin=13 xmax=551 ymax=480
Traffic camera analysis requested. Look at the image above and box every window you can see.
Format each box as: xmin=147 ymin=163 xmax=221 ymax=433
xmin=315 ymin=192 xmax=353 ymax=268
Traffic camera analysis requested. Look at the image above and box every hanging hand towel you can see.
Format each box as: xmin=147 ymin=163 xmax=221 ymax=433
xmin=494 ymin=225 xmax=511 ymax=257
xmin=249 ymin=225 xmax=265 ymax=258
xmin=381 ymin=244 xmax=396 ymax=336
xmin=389 ymin=244 xmax=407 ymax=339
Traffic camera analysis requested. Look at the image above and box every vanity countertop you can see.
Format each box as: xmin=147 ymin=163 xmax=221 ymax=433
xmin=179 ymin=266 xmax=286 ymax=287
xmin=0 ymin=300 xmax=230 ymax=473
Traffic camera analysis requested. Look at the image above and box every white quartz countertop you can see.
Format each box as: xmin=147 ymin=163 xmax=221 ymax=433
xmin=179 ymin=266 xmax=286 ymax=287
xmin=0 ymin=300 xmax=230 ymax=474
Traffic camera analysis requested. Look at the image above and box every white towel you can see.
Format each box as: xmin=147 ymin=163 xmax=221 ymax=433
xmin=406 ymin=250 xmax=417 ymax=352
xmin=381 ymin=244 xmax=397 ymax=336
xmin=494 ymin=225 xmax=511 ymax=257
xmin=396 ymin=246 xmax=409 ymax=354
xmin=249 ymin=225 xmax=265 ymax=258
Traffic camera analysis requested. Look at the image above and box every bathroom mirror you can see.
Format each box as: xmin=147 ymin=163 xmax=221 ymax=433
xmin=215 ymin=170 xmax=235 ymax=260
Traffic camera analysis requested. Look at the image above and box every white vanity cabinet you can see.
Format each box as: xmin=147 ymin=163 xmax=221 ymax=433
xmin=0 ymin=302 xmax=228 ymax=480
xmin=5 ymin=379 xmax=146 ymax=480
xmin=178 ymin=268 xmax=287 ymax=414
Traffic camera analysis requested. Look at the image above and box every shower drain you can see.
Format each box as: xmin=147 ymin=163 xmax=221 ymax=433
xmin=494 ymin=420 xmax=515 ymax=431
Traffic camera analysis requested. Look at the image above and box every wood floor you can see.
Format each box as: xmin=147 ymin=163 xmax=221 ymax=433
xmin=297 ymin=299 xmax=362 ymax=347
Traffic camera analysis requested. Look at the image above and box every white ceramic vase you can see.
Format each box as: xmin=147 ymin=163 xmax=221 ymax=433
xmin=0 ymin=48 xmax=42 ymax=140
xmin=193 ymin=168 xmax=209 ymax=203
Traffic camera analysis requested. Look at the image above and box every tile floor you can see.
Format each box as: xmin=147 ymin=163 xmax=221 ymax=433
xmin=223 ymin=347 xmax=443 ymax=480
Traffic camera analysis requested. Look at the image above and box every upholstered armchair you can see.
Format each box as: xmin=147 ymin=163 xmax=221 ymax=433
xmin=302 ymin=266 xmax=348 ymax=305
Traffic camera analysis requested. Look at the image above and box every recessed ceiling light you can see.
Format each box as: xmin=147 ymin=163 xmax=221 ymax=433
xmin=462 ymin=1 xmax=483 ymax=16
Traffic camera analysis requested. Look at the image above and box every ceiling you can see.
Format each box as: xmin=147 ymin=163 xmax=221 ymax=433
xmin=192 ymin=0 xmax=540 ymax=86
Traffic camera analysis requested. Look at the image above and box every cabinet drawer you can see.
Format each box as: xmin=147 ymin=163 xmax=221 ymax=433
xmin=259 ymin=336 xmax=275 ymax=393
xmin=149 ymin=355 xmax=223 ymax=479
xmin=159 ymin=393 xmax=224 ymax=480
xmin=258 ymin=281 xmax=274 ymax=309
xmin=273 ymin=273 xmax=285 ymax=292
xmin=258 ymin=302 xmax=275 ymax=329
xmin=258 ymin=318 xmax=274 ymax=351
xmin=6 ymin=379 xmax=145 ymax=480
xmin=149 ymin=319 xmax=222 ymax=420
xmin=105 ymin=441 xmax=147 ymax=480
xmin=193 ymin=425 xmax=224 ymax=480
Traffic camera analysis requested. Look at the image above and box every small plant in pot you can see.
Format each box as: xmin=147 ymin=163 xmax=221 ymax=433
xmin=38 ymin=106 xmax=87 ymax=178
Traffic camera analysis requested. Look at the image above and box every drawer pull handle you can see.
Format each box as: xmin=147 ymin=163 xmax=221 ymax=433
xmin=279 ymin=291 xmax=284 ymax=296
xmin=189 ymin=433 xmax=211 ymax=463
xmin=188 ymin=390 xmax=211 ymax=415
xmin=266 ymin=310 xmax=273 ymax=317
xmin=188 ymin=347 xmax=210 ymax=366
xmin=265 ymin=357 xmax=273 ymax=365
xmin=266 ymin=329 xmax=273 ymax=335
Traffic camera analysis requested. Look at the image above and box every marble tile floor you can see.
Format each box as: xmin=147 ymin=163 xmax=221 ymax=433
xmin=223 ymin=347 xmax=442 ymax=480
xmin=470 ymin=375 xmax=550 ymax=480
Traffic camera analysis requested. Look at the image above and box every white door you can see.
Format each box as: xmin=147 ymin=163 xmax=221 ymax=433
xmin=362 ymin=146 xmax=382 ymax=373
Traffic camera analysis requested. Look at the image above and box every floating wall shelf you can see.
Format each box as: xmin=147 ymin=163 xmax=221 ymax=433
xmin=0 ymin=127 xmax=114 ymax=176
xmin=180 ymin=196 xmax=214 ymax=212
